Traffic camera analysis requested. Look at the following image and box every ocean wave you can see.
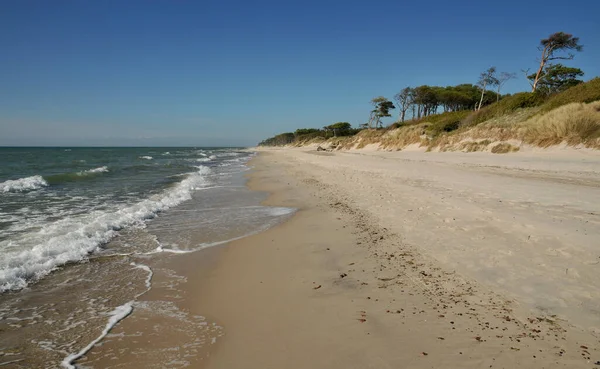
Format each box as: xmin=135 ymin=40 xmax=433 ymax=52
xmin=84 ymin=166 xmax=109 ymax=174
xmin=0 ymin=176 xmax=48 ymax=193
xmin=0 ymin=166 xmax=212 ymax=292
xmin=139 ymin=156 xmax=153 ymax=160
xmin=45 ymin=167 xmax=109 ymax=185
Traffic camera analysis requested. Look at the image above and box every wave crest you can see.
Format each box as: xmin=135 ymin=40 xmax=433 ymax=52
xmin=84 ymin=166 xmax=109 ymax=174
xmin=0 ymin=166 xmax=212 ymax=292
xmin=0 ymin=176 xmax=48 ymax=193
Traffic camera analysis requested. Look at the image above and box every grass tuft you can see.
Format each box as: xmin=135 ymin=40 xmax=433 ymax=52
xmin=520 ymin=101 xmax=600 ymax=147
xmin=491 ymin=143 xmax=520 ymax=154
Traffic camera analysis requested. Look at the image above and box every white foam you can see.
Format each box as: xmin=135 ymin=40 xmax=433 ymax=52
xmin=61 ymin=302 xmax=133 ymax=368
xmin=0 ymin=167 xmax=212 ymax=292
xmin=130 ymin=262 xmax=153 ymax=292
xmin=139 ymin=156 xmax=153 ymax=160
xmin=83 ymin=166 xmax=109 ymax=174
xmin=0 ymin=175 xmax=48 ymax=193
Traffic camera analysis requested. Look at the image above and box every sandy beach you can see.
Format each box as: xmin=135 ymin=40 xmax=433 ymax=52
xmin=82 ymin=148 xmax=600 ymax=368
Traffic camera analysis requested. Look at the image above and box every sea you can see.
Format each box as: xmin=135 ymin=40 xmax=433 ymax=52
xmin=0 ymin=147 xmax=294 ymax=368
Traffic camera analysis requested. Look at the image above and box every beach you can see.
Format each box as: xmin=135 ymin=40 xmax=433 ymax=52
xmin=85 ymin=148 xmax=599 ymax=367
xmin=4 ymin=147 xmax=599 ymax=367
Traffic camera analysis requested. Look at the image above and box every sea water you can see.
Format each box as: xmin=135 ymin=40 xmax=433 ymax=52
xmin=0 ymin=147 xmax=294 ymax=367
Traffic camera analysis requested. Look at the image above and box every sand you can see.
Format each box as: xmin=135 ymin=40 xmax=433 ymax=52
xmin=82 ymin=148 xmax=600 ymax=368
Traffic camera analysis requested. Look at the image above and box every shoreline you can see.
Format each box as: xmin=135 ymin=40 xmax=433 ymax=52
xmin=83 ymin=149 xmax=599 ymax=367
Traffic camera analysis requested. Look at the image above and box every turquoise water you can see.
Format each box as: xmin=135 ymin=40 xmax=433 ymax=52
xmin=0 ymin=147 xmax=294 ymax=367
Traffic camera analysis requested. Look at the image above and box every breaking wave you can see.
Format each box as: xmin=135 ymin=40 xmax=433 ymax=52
xmin=0 ymin=176 xmax=48 ymax=193
xmin=0 ymin=166 xmax=212 ymax=292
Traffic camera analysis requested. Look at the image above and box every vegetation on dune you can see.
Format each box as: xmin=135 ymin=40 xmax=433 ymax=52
xmin=259 ymin=31 xmax=600 ymax=151
xmin=521 ymin=101 xmax=600 ymax=147
xmin=539 ymin=78 xmax=600 ymax=113
xmin=461 ymin=92 xmax=545 ymax=127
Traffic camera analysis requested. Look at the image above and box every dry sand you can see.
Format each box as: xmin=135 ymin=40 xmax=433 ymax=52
xmin=82 ymin=148 xmax=600 ymax=368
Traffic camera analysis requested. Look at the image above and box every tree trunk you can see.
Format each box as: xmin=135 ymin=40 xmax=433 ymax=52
xmin=477 ymin=82 xmax=487 ymax=111
xmin=532 ymin=46 xmax=549 ymax=92
xmin=401 ymin=110 xmax=405 ymax=122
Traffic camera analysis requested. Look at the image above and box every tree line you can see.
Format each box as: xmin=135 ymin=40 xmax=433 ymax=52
xmin=259 ymin=32 xmax=585 ymax=145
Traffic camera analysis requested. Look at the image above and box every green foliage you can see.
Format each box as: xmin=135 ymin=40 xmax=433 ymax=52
xmin=259 ymin=123 xmax=363 ymax=146
xmin=258 ymin=132 xmax=295 ymax=146
xmin=420 ymin=111 xmax=471 ymax=136
xmin=368 ymin=97 xmax=395 ymax=128
xmin=540 ymin=32 xmax=583 ymax=53
xmin=531 ymin=32 xmax=583 ymax=92
xmin=373 ymin=98 xmax=395 ymax=118
xmin=463 ymin=92 xmax=546 ymax=127
xmin=528 ymin=64 xmax=584 ymax=96
xmin=325 ymin=122 xmax=352 ymax=131
xmin=294 ymin=128 xmax=320 ymax=135
xmin=539 ymin=77 xmax=600 ymax=113
xmin=295 ymin=130 xmax=327 ymax=141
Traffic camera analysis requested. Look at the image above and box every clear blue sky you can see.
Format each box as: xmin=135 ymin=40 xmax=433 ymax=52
xmin=1 ymin=0 xmax=599 ymax=146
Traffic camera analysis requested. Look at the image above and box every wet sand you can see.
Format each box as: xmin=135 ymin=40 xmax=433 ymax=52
xmin=84 ymin=149 xmax=599 ymax=368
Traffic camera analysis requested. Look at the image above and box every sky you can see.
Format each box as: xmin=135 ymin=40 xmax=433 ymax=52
xmin=1 ymin=0 xmax=599 ymax=147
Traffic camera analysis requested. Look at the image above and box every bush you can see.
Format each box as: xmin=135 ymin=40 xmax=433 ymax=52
xmin=419 ymin=110 xmax=471 ymax=136
xmin=462 ymin=92 xmax=546 ymax=127
xmin=539 ymin=78 xmax=600 ymax=113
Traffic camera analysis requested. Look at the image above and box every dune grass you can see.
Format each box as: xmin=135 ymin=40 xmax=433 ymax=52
xmin=519 ymin=101 xmax=600 ymax=148
xmin=491 ymin=143 xmax=520 ymax=153
xmin=538 ymin=77 xmax=600 ymax=114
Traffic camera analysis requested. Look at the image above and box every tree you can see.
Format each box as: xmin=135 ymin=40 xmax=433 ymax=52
xmin=258 ymin=132 xmax=295 ymax=146
xmin=413 ymin=85 xmax=438 ymax=118
xmin=393 ymin=87 xmax=413 ymax=123
xmin=367 ymin=97 xmax=395 ymax=128
xmin=496 ymin=72 xmax=516 ymax=102
xmin=294 ymin=128 xmax=320 ymax=136
xmin=477 ymin=67 xmax=499 ymax=111
xmin=528 ymin=64 xmax=584 ymax=95
xmin=324 ymin=122 xmax=352 ymax=136
xmin=530 ymin=32 xmax=583 ymax=92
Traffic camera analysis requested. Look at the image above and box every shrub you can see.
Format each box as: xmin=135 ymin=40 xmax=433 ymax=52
xmin=422 ymin=111 xmax=471 ymax=136
xmin=462 ymin=92 xmax=546 ymax=127
xmin=539 ymin=78 xmax=600 ymax=113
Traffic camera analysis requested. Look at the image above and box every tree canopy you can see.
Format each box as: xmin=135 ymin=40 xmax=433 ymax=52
xmin=367 ymin=97 xmax=395 ymax=128
xmin=528 ymin=64 xmax=584 ymax=95
xmin=530 ymin=32 xmax=583 ymax=92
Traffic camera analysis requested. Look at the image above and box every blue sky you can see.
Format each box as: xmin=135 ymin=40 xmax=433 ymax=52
xmin=1 ymin=0 xmax=599 ymax=146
